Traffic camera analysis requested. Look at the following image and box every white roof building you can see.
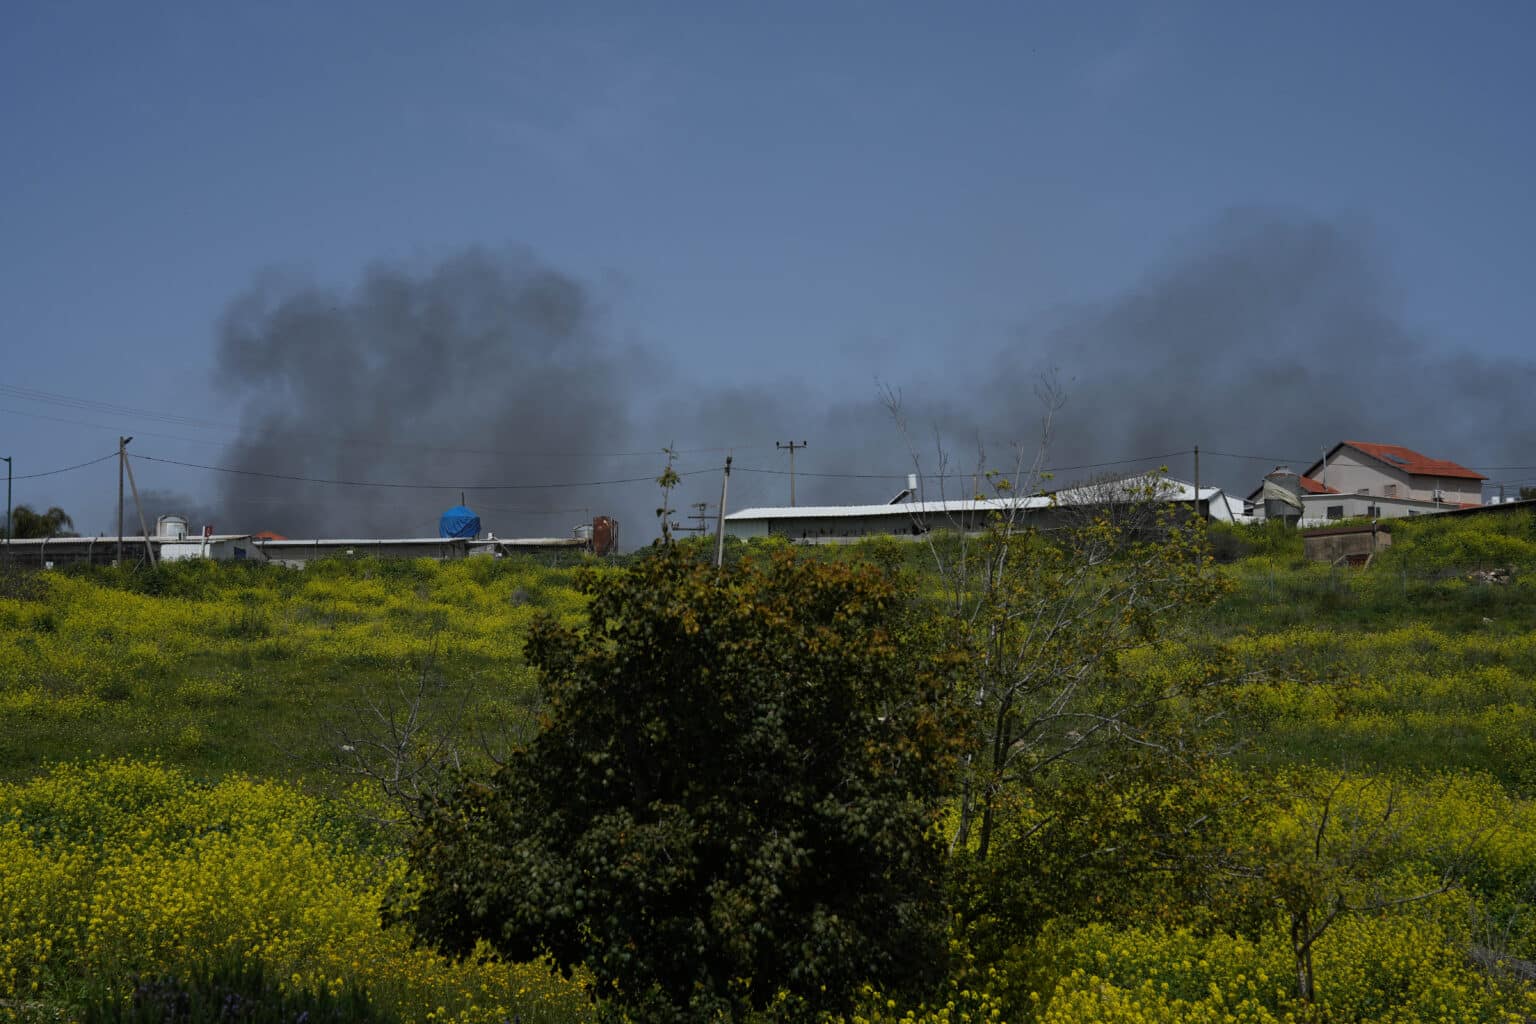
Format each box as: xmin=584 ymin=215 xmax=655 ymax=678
xmin=724 ymin=476 xmax=1243 ymax=543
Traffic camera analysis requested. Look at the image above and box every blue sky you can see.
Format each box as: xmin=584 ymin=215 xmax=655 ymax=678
xmin=4 ymin=3 xmax=1535 ymax=535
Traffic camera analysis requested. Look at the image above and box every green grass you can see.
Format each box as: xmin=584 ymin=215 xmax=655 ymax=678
xmin=1201 ymin=512 xmax=1536 ymax=780
xmin=0 ymin=555 xmax=588 ymax=786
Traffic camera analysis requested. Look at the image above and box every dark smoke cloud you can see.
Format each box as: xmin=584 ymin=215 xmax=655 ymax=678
xmin=212 ymin=248 xmax=655 ymax=541
xmin=969 ymin=209 xmax=1536 ymax=495
xmin=201 ymin=212 xmax=1535 ymax=544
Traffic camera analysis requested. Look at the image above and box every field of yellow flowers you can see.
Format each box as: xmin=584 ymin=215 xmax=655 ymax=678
xmin=0 ymin=759 xmax=593 ymax=1023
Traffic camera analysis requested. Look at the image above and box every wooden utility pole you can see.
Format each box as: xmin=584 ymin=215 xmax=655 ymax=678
xmin=776 ymin=440 xmax=807 ymax=506
xmin=714 ymin=455 xmax=732 ymax=568
xmin=2 ymin=455 xmax=10 ymax=570
xmin=117 ymin=436 xmax=131 ymax=566
xmin=123 ymin=449 xmax=157 ymax=568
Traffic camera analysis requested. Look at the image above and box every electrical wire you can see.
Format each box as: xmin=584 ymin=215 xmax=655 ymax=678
xmin=11 ymin=452 xmax=119 ymax=480
xmin=0 ymin=385 xmax=761 ymax=460
xmin=135 ymin=453 xmax=714 ymax=491
xmin=0 ymin=383 xmax=233 ymax=430
xmin=733 ymin=449 xmax=1192 ymax=480
xmin=1199 ymin=449 xmax=1313 ymax=463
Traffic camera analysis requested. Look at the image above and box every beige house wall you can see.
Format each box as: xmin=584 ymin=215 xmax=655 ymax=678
xmin=1317 ymin=447 xmax=1482 ymax=505
xmin=1315 ymin=448 xmax=1412 ymax=498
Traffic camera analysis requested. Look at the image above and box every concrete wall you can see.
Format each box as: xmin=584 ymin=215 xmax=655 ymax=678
xmin=160 ymin=539 xmax=252 ymax=562
xmin=1299 ymin=492 xmax=1450 ymax=525
xmin=1303 ymin=526 xmax=1393 ymax=564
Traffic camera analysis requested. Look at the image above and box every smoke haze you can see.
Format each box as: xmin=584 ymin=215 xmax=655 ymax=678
xmin=201 ymin=212 xmax=1536 ymax=544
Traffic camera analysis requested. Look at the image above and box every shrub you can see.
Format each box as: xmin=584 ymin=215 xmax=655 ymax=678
xmin=394 ymin=546 xmax=961 ymax=1023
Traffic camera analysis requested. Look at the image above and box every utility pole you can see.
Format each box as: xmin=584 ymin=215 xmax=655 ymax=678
xmin=123 ymin=448 xmax=157 ymax=568
xmin=678 ymin=502 xmax=712 ymax=534
xmin=776 ymin=440 xmax=807 ymax=507
xmin=2 ymin=455 xmax=10 ymax=569
xmin=714 ymin=455 xmax=732 ymax=568
xmin=117 ymin=436 xmax=131 ymax=566
xmin=1193 ymin=444 xmax=1201 ymax=521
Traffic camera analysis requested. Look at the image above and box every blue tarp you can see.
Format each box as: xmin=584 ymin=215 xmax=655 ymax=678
xmin=438 ymin=505 xmax=481 ymax=539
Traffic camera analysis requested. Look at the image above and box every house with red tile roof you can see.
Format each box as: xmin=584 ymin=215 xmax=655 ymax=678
xmin=1247 ymin=442 xmax=1485 ymax=524
xmin=1303 ymin=442 xmax=1485 ymax=506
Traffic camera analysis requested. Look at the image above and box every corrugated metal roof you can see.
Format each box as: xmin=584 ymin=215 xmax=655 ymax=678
xmin=727 ymin=477 xmax=1228 ymax=522
xmin=726 ymin=497 xmax=1050 ymax=522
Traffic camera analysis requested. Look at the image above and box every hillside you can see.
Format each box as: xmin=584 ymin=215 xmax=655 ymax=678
xmin=3 ymin=514 xmax=1536 ymax=1022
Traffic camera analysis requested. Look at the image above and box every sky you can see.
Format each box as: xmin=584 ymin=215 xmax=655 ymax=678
xmin=4 ymin=2 xmax=1536 ymax=543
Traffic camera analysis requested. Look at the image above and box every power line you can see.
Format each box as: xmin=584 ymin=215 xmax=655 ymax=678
xmin=0 ymin=384 xmax=762 ymax=460
xmin=0 ymin=384 xmax=232 ymax=431
xmin=731 ymin=449 xmax=1192 ymax=481
xmin=135 ymin=452 xmax=714 ymax=491
xmin=0 ymin=405 xmax=237 ymax=449
xmin=1199 ymin=449 xmax=1314 ymax=463
xmin=12 ymin=452 xmax=119 ymax=480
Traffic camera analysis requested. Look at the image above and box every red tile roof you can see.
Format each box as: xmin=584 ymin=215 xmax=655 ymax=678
xmin=1298 ymin=475 xmax=1338 ymax=495
xmin=1341 ymin=441 xmax=1486 ymax=481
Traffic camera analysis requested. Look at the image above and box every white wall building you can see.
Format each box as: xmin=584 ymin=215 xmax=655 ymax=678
xmin=724 ymin=476 xmax=1242 ymax=544
xmin=1248 ymin=442 xmax=1486 ymax=525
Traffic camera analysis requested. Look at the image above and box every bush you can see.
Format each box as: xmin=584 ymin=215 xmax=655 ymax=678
xmin=394 ymin=546 xmax=961 ymax=1023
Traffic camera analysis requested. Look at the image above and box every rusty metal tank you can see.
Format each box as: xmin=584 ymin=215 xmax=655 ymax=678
xmin=591 ymin=516 xmax=619 ymax=556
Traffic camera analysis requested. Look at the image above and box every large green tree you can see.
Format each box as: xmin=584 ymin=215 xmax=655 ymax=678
xmin=392 ymin=546 xmax=960 ymax=1023
xmin=6 ymin=504 xmax=76 ymax=539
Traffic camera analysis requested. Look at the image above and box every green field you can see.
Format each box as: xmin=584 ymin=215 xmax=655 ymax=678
xmin=5 ymin=514 xmax=1536 ymax=1022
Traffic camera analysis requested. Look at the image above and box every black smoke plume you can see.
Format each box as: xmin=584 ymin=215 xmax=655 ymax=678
xmin=984 ymin=210 xmax=1536 ymax=494
xmin=204 ymin=213 xmax=1535 ymax=543
xmin=212 ymin=248 xmax=653 ymax=541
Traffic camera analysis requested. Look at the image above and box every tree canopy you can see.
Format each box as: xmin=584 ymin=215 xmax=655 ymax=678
xmin=6 ymin=504 xmax=76 ymax=539
xmin=392 ymin=546 xmax=961 ymax=1023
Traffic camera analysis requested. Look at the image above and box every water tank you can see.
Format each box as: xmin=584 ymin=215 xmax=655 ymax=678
xmin=1262 ymin=468 xmax=1304 ymax=526
xmin=438 ymin=505 xmax=481 ymax=539
xmin=156 ymin=514 xmax=188 ymax=540
xmin=591 ymin=516 xmax=619 ymax=556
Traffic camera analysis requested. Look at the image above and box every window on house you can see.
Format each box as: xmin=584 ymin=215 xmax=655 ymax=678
xmin=1357 ymin=488 xmax=1370 ymax=495
xmin=1385 ymin=484 xmax=1397 ymax=497
xmin=1327 ymin=505 xmax=1344 ymax=519
xmin=1366 ymin=505 xmax=1381 ymax=517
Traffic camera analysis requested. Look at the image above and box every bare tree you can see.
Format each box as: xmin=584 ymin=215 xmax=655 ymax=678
xmin=1215 ymin=774 xmax=1469 ymax=1006
xmin=885 ymin=380 xmax=1231 ymax=859
xmin=327 ymin=647 xmax=534 ymax=826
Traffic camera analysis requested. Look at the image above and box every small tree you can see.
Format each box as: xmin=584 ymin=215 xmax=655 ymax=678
xmin=885 ymin=385 xmax=1241 ymax=976
xmin=391 ymin=546 xmax=960 ymax=1023
xmin=1215 ymin=774 xmax=1460 ymax=1007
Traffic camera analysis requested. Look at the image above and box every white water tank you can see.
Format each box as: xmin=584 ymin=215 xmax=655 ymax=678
xmin=156 ymin=514 xmax=189 ymax=540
